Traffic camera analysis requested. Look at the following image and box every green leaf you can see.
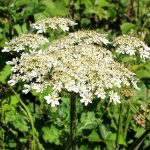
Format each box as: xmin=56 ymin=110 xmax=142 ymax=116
xmin=97 ymin=0 xmax=112 ymax=7
xmin=120 ymin=23 xmax=136 ymax=33
xmin=13 ymin=116 xmax=29 ymax=132
xmin=42 ymin=125 xmax=60 ymax=145
xmin=79 ymin=145 xmax=88 ymax=150
xmin=133 ymin=82 xmax=147 ymax=101
xmin=107 ymin=133 xmax=126 ymax=145
xmin=135 ymin=127 xmax=145 ymax=138
xmin=135 ymin=61 xmax=150 ymax=78
xmin=81 ymin=0 xmax=93 ymax=7
xmin=10 ymin=95 xmax=19 ymax=105
xmin=0 ymin=65 xmax=11 ymax=84
xmin=13 ymin=24 xmax=22 ymax=34
xmin=21 ymin=23 xmax=28 ymax=33
xmin=78 ymin=112 xmax=97 ymax=132
xmin=99 ymin=124 xmax=111 ymax=140
xmin=88 ymin=130 xmax=100 ymax=142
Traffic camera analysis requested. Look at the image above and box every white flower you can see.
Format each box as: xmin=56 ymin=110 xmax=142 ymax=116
xmin=131 ymin=80 xmax=140 ymax=90
xmin=80 ymin=92 xmax=92 ymax=106
xmin=139 ymin=48 xmax=150 ymax=60
xmin=31 ymin=84 xmax=42 ymax=93
xmin=44 ymin=93 xmax=60 ymax=107
xmin=111 ymin=77 xmax=122 ymax=88
xmin=59 ymin=24 xmax=69 ymax=32
xmin=109 ymin=90 xmax=121 ymax=105
xmin=64 ymin=81 xmax=79 ymax=93
xmin=95 ymin=89 xmax=106 ymax=99
xmin=6 ymin=61 xmax=14 ymax=65
xmin=29 ymin=70 xmax=38 ymax=78
xmin=125 ymin=46 xmax=136 ymax=55
xmin=22 ymin=84 xmax=31 ymax=94
xmin=8 ymin=79 xmax=17 ymax=86
xmin=2 ymin=47 xmax=9 ymax=52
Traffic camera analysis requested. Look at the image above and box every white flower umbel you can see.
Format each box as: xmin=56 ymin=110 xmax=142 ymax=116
xmin=31 ymin=17 xmax=77 ymax=33
xmin=109 ymin=90 xmax=121 ymax=105
xmin=4 ymin=17 xmax=140 ymax=107
xmin=44 ymin=92 xmax=60 ymax=107
xmin=113 ymin=35 xmax=150 ymax=61
xmin=1 ymin=34 xmax=49 ymax=53
xmin=6 ymin=43 xmax=138 ymax=106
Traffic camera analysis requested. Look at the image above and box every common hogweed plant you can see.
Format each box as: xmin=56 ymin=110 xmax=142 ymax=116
xmin=2 ymin=17 xmax=150 ymax=107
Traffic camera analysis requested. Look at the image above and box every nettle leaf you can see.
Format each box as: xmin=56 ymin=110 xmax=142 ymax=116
xmin=0 ymin=65 xmax=11 ymax=84
xmin=99 ymin=124 xmax=111 ymax=140
xmin=120 ymin=23 xmax=136 ymax=33
xmin=42 ymin=125 xmax=60 ymax=145
xmin=88 ymin=130 xmax=101 ymax=142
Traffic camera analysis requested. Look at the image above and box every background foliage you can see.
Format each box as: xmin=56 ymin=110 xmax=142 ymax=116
xmin=0 ymin=0 xmax=150 ymax=149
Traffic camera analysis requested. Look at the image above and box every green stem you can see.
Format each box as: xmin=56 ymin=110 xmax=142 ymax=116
xmin=70 ymin=93 xmax=77 ymax=150
xmin=124 ymin=104 xmax=131 ymax=140
xmin=128 ymin=128 xmax=150 ymax=150
xmin=0 ymin=99 xmax=5 ymax=150
xmin=9 ymin=86 xmax=36 ymax=150
xmin=115 ymin=104 xmax=123 ymax=149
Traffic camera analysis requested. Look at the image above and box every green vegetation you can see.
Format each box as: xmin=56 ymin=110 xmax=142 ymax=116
xmin=0 ymin=0 xmax=150 ymax=150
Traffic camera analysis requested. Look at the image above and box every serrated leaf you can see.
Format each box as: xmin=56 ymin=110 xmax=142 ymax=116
xmin=13 ymin=116 xmax=29 ymax=132
xmin=79 ymin=112 xmax=96 ymax=130
xmin=42 ymin=125 xmax=60 ymax=145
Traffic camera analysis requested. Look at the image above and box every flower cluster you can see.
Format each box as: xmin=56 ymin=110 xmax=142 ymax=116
xmin=2 ymin=33 xmax=49 ymax=53
xmin=31 ymin=17 xmax=77 ymax=33
xmin=3 ymin=18 xmax=141 ymax=107
xmin=113 ymin=35 xmax=150 ymax=61
xmin=6 ymin=50 xmax=54 ymax=93
xmin=6 ymin=39 xmax=138 ymax=107
xmin=50 ymin=30 xmax=109 ymax=49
